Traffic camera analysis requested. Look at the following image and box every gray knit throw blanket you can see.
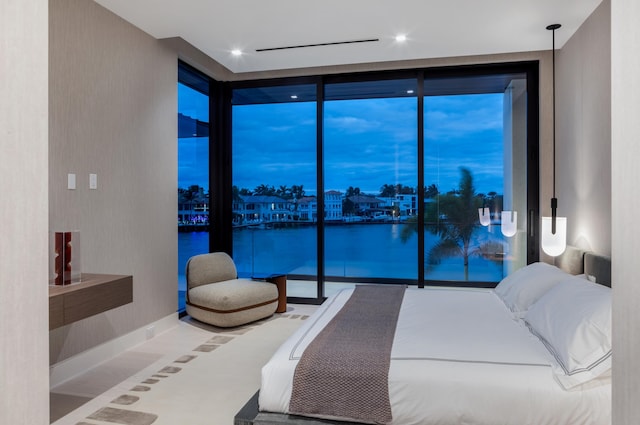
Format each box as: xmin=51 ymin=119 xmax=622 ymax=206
xmin=289 ymin=285 xmax=406 ymax=424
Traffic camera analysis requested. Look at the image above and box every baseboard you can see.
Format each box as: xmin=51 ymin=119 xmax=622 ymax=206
xmin=49 ymin=313 xmax=179 ymax=389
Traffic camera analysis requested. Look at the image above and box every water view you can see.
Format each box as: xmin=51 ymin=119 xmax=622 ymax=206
xmin=178 ymin=223 xmax=506 ymax=292
xmin=177 ymin=69 xmax=531 ymax=311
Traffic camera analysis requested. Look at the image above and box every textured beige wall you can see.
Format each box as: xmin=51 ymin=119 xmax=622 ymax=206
xmin=0 ymin=0 xmax=50 ymax=423
xmin=611 ymin=0 xmax=640 ymax=423
xmin=556 ymin=0 xmax=611 ymax=256
xmin=49 ymin=0 xmax=178 ymax=363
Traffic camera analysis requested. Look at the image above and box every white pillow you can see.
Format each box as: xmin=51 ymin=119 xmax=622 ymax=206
xmin=494 ymin=262 xmax=570 ymax=317
xmin=524 ymin=276 xmax=612 ymax=389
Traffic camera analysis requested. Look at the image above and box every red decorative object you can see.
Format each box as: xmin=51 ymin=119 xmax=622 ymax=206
xmin=53 ymin=232 xmax=78 ymax=285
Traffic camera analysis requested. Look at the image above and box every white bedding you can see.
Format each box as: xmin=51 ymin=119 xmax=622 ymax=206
xmin=259 ymin=286 xmax=611 ymax=425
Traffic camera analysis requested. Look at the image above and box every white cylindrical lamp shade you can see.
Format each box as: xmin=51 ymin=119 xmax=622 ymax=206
xmin=478 ymin=207 xmax=490 ymax=226
xmin=501 ymin=211 xmax=517 ymax=237
xmin=541 ymin=216 xmax=567 ymax=256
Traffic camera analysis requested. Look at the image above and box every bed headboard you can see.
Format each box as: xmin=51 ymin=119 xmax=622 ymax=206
xmin=553 ymin=246 xmax=612 ymax=288
xmin=584 ymin=252 xmax=612 ymax=288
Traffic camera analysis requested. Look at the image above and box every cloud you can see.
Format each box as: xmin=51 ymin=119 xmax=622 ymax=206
xmin=181 ymin=91 xmax=507 ymax=197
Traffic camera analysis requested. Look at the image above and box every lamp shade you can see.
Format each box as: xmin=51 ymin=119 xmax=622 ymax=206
xmin=501 ymin=211 xmax=517 ymax=237
xmin=541 ymin=216 xmax=567 ymax=256
xmin=478 ymin=207 xmax=490 ymax=226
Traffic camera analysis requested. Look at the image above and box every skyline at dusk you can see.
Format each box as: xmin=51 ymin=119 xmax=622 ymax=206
xmin=179 ymin=83 xmax=505 ymax=198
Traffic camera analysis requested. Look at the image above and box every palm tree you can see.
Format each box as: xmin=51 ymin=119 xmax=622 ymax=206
xmin=291 ymin=185 xmax=305 ymax=200
xmin=277 ymin=185 xmax=291 ymax=199
xmin=254 ymin=184 xmax=276 ymax=196
xmin=401 ymin=167 xmax=503 ymax=280
xmin=345 ymin=186 xmax=361 ymax=197
xmin=379 ymin=184 xmax=396 ymax=197
xmin=424 ymin=183 xmax=439 ymax=199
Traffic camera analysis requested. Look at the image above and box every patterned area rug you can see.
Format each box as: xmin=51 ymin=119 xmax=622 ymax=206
xmin=52 ymin=311 xmax=312 ymax=425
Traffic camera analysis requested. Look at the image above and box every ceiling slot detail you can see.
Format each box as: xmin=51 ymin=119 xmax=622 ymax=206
xmin=256 ymin=38 xmax=379 ymax=52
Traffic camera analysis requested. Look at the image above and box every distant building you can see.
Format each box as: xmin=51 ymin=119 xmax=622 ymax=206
xmin=178 ymin=188 xmax=209 ymax=225
xmin=234 ymin=195 xmax=292 ymax=224
xmin=348 ymin=194 xmax=385 ymax=213
xmin=324 ymin=190 xmax=343 ymax=221
xmin=296 ymin=196 xmax=317 ymax=222
xmin=380 ymin=194 xmax=418 ymax=218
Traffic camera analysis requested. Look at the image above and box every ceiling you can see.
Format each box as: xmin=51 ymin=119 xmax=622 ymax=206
xmin=94 ymin=0 xmax=603 ymax=74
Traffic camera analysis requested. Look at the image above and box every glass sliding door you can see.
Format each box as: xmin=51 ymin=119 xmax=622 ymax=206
xmin=422 ymin=73 xmax=529 ymax=283
xmin=324 ymin=79 xmax=418 ymax=291
xmin=224 ymin=64 xmax=537 ymax=298
xmin=177 ymin=63 xmax=210 ymax=311
xmin=231 ymin=84 xmax=318 ymax=298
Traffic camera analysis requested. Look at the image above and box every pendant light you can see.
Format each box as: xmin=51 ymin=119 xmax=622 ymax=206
xmin=541 ymin=23 xmax=567 ymax=256
xmin=501 ymin=211 xmax=517 ymax=237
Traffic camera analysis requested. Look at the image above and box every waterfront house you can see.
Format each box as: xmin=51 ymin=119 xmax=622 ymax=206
xmin=347 ymin=194 xmax=385 ymax=217
xmin=325 ymin=190 xmax=343 ymax=222
xmin=178 ymin=187 xmax=209 ymax=226
xmin=296 ymin=196 xmax=318 ymax=222
xmin=235 ymin=195 xmax=293 ymax=224
xmin=379 ymin=194 xmax=419 ymax=219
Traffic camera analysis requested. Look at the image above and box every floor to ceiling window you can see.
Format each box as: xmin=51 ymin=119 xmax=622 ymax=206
xmin=417 ymin=72 xmax=531 ymax=284
xmin=222 ymin=62 xmax=538 ymax=300
xmin=324 ymin=79 xmax=418 ymax=285
xmin=177 ymin=62 xmax=210 ymax=311
xmin=231 ymin=83 xmax=319 ymax=298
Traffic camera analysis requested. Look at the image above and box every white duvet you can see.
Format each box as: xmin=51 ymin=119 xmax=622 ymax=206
xmin=259 ymin=287 xmax=611 ymax=425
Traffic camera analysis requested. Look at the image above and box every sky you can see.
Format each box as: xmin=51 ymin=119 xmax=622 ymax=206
xmin=178 ymin=83 xmax=506 ymax=197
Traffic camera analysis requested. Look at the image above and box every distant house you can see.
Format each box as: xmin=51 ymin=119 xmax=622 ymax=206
xmin=348 ymin=194 xmax=385 ymax=214
xmin=235 ymin=195 xmax=292 ymax=224
xmin=379 ymin=194 xmax=418 ymax=218
xmin=324 ymin=190 xmax=343 ymax=221
xmin=178 ymin=188 xmax=209 ymax=225
xmin=296 ymin=196 xmax=317 ymax=222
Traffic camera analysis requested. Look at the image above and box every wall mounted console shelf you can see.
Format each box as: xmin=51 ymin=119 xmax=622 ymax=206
xmin=49 ymin=273 xmax=133 ymax=330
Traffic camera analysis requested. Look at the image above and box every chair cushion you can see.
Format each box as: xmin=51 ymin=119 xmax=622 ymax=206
xmin=188 ymin=279 xmax=278 ymax=313
xmin=186 ymin=252 xmax=237 ymax=289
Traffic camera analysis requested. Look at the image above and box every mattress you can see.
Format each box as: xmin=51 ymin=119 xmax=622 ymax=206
xmin=259 ymin=286 xmax=611 ymax=425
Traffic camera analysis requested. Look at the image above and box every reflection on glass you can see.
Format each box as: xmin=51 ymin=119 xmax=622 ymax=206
xmin=422 ymin=81 xmax=527 ymax=282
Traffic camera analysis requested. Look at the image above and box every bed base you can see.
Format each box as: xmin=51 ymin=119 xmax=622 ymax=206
xmin=234 ymin=391 xmax=363 ymax=425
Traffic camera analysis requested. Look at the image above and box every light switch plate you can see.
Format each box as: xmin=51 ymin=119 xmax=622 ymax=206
xmin=67 ymin=173 xmax=76 ymax=190
xmin=89 ymin=173 xmax=97 ymax=190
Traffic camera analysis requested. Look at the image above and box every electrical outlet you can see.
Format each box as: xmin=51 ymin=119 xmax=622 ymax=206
xmin=67 ymin=173 xmax=76 ymax=190
xmin=89 ymin=173 xmax=97 ymax=189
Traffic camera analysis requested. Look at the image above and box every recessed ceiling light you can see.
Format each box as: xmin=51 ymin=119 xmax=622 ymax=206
xmin=231 ymin=49 xmax=243 ymax=56
xmin=395 ymin=34 xmax=407 ymax=42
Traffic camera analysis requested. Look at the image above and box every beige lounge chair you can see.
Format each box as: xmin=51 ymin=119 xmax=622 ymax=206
xmin=185 ymin=252 xmax=278 ymax=327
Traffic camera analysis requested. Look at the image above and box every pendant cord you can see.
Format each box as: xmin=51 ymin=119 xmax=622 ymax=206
xmin=546 ymin=23 xmax=561 ymax=235
xmin=552 ymin=27 xmax=556 ymax=199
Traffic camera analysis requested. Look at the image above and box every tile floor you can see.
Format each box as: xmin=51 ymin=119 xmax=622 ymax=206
xmin=49 ymin=303 xmax=319 ymax=424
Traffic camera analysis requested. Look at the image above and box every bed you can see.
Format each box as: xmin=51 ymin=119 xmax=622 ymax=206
xmin=252 ymin=247 xmax=612 ymax=425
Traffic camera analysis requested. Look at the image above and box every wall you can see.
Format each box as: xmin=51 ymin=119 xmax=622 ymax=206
xmin=611 ymin=0 xmax=640 ymax=423
xmin=556 ymin=0 xmax=612 ymax=256
xmin=0 ymin=0 xmax=50 ymax=423
xmin=49 ymin=0 xmax=178 ymax=363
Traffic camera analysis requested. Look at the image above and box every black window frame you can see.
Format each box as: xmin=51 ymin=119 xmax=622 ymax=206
xmin=200 ymin=61 xmax=540 ymax=302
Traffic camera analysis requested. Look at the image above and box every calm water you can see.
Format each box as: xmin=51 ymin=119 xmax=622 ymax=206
xmin=178 ymin=223 xmax=507 ymax=291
